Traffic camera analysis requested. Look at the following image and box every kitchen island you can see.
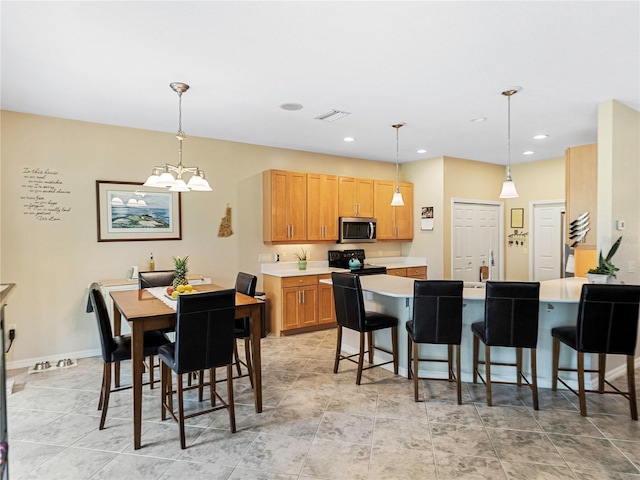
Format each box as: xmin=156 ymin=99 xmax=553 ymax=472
xmin=321 ymin=275 xmax=592 ymax=389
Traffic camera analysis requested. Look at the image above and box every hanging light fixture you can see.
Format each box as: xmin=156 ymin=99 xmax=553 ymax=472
xmin=390 ymin=123 xmax=405 ymax=206
xmin=144 ymin=82 xmax=212 ymax=192
xmin=499 ymin=87 xmax=521 ymax=199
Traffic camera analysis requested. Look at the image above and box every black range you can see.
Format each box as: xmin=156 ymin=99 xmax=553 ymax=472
xmin=328 ymin=249 xmax=387 ymax=276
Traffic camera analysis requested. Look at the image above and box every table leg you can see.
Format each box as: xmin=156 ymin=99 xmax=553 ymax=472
xmin=130 ymin=320 xmax=145 ymax=449
xmin=250 ymin=304 xmax=263 ymax=413
xmin=112 ymin=307 xmax=121 ymax=388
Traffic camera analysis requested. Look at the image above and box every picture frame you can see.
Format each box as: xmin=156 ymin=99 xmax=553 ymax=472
xmin=510 ymin=208 xmax=524 ymax=229
xmin=96 ymin=180 xmax=182 ymax=242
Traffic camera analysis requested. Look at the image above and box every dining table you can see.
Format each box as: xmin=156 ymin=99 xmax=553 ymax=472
xmin=110 ymin=283 xmax=265 ymax=450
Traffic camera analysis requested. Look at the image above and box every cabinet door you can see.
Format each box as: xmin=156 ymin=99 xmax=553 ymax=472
xmin=282 ymin=288 xmax=301 ymax=330
xmin=394 ymin=182 xmax=414 ymax=240
xmin=338 ymin=176 xmax=357 ymax=217
xmin=287 ymin=171 xmax=307 ymax=242
xmin=355 ymin=178 xmax=374 ymax=217
xmin=269 ymin=170 xmax=290 ymax=242
xmin=373 ymin=180 xmax=396 ymax=239
xmin=299 ymin=286 xmax=318 ymax=327
xmin=308 ymin=174 xmax=338 ymax=241
xmin=317 ymin=281 xmax=335 ymax=324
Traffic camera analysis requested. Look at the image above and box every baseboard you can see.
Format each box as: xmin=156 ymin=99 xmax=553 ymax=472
xmin=6 ymin=348 xmax=101 ymax=371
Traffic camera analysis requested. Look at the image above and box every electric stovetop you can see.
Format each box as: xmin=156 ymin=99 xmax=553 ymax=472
xmin=328 ymin=249 xmax=387 ymax=275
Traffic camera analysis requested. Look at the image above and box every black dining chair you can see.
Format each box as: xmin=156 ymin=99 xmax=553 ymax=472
xmin=471 ymin=281 xmax=541 ymax=409
xmin=137 ymin=270 xmax=177 ymax=387
xmin=552 ymin=283 xmax=640 ymax=420
xmin=233 ymin=272 xmax=258 ymax=387
xmin=331 ymin=272 xmax=398 ymax=385
xmin=138 ymin=270 xmax=176 ymax=289
xmin=407 ymin=280 xmax=464 ymax=403
xmin=88 ymin=283 xmax=171 ymax=430
xmin=158 ymin=289 xmax=237 ymax=449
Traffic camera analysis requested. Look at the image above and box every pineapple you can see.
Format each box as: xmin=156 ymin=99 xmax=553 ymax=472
xmin=172 ymin=255 xmax=189 ymax=288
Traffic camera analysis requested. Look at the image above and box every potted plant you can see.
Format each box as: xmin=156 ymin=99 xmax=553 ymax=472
xmin=295 ymin=249 xmax=308 ymax=270
xmin=587 ymin=236 xmax=622 ymax=284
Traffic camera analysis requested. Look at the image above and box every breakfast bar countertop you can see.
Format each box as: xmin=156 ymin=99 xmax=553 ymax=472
xmin=261 ymin=256 xmax=427 ymax=278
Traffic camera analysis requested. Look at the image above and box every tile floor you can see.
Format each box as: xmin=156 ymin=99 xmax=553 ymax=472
xmin=6 ymin=329 xmax=640 ymax=479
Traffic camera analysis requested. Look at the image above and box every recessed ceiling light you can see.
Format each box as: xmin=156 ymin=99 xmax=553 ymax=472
xmin=343 ymin=137 xmax=355 ymax=142
xmin=523 ymin=151 xmax=534 ymax=155
xmin=533 ymin=134 xmax=549 ymax=139
xmin=280 ymin=103 xmax=303 ymax=111
xmin=417 ymin=149 xmax=427 ymax=154
xmin=470 ymin=117 xmax=487 ymax=123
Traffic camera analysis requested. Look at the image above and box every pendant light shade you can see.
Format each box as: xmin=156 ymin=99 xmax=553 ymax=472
xmin=390 ymin=123 xmax=405 ymax=206
xmin=144 ymin=82 xmax=212 ymax=192
xmin=499 ymin=87 xmax=521 ymax=199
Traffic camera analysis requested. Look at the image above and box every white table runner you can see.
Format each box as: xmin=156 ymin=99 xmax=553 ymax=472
xmin=146 ymin=286 xmax=177 ymax=311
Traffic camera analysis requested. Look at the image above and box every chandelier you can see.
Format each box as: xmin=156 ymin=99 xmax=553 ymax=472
xmin=390 ymin=123 xmax=405 ymax=206
xmin=144 ymin=82 xmax=212 ymax=192
xmin=499 ymin=87 xmax=521 ymax=199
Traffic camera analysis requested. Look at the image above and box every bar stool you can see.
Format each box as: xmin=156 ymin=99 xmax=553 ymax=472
xmin=406 ymin=280 xmax=464 ymax=403
xmin=331 ymin=272 xmax=398 ymax=385
xmin=552 ymin=283 xmax=640 ymax=420
xmin=472 ymin=281 xmax=540 ymax=409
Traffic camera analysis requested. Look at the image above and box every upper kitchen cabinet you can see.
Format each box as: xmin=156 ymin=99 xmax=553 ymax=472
xmin=565 ymin=144 xmax=597 ymax=248
xmin=338 ymin=177 xmax=374 ymax=217
xmin=307 ymin=173 xmax=339 ymax=241
xmin=373 ymin=180 xmax=414 ymax=240
xmin=263 ymin=169 xmax=307 ymax=243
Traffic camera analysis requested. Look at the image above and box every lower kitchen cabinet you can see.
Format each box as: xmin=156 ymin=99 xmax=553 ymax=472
xmin=264 ymin=274 xmax=336 ymax=336
xmin=386 ymin=266 xmax=427 ymax=279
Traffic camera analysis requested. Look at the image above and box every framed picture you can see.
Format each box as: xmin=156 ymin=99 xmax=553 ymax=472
xmin=96 ymin=180 xmax=182 ymax=242
xmin=510 ymin=208 xmax=524 ymax=229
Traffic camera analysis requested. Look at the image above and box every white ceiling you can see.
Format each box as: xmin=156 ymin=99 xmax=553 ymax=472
xmin=2 ymin=1 xmax=638 ymax=165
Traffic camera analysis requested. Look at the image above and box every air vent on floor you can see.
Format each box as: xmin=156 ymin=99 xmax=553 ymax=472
xmin=314 ymin=110 xmax=351 ymax=122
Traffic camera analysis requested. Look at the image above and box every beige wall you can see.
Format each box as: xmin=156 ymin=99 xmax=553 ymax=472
xmin=506 ymin=157 xmax=566 ymax=280
xmin=1 ymin=111 xmax=406 ymax=366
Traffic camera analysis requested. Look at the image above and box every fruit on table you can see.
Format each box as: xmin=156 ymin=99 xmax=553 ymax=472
xmin=166 ymin=286 xmax=174 ymax=295
xmin=171 ymin=291 xmax=179 ymax=299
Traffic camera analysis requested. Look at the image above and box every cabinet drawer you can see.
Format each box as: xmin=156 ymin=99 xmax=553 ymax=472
xmin=407 ymin=266 xmax=427 ymax=278
xmin=387 ymin=268 xmax=407 ymax=277
xmin=282 ymin=275 xmax=318 ymax=287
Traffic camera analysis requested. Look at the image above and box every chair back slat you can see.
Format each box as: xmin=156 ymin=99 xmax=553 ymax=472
xmin=412 ymin=280 xmax=464 ymax=344
xmin=235 ymin=272 xmax=257 ymax=297
xmin=484 ymin=281 xmax=540 ymax=348
xmin=331 ymin=272 xmax=367 ymax=332
xmin=174 ymin=289 xmax=236 ymax=374
xmin=577 ymin=284 xmax=640 ymax=354
xmin=138 ymin=270 xmax=176 ymax=289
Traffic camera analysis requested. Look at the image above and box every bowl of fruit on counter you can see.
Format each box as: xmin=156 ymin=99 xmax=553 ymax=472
xmin=165 ymin=284 xmax=196 ymax=299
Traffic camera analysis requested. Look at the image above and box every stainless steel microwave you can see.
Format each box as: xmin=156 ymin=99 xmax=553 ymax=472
xmin=338 ymin=217 xmax=377 ymax=243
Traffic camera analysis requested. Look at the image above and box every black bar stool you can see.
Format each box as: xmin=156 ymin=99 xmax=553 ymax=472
xmin=472 ymin=281 xmax=540 ymax=409
xmin=552 ymin=283 xmax=640 ymax=420
xmin=406 ymin=280 xmax=464 ymax=403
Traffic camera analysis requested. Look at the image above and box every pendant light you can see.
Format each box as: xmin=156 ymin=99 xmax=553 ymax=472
xmin=499 ymin=87 xmax=521 ymax=199
xmin=144 ymin=82 xmax=212 ymax=192
xmin=390 ymin=123 xmax=405 ymax=206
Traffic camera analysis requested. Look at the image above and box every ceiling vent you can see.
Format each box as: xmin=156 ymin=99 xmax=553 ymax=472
xmin=315 ymin=110 xmax=350 ymax=122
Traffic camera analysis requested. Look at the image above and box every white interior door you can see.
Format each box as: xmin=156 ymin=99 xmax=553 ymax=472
xmin=532 ymin=202 xmax=565 ymax=281
xmin=452 ymin=201 xmax=501 ymax=282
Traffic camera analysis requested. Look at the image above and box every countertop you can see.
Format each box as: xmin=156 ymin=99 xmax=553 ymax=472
xmin=261 ymin=256 xmax=427 ymax=278
xmin=319 ymin=276 xmax=590 ymax=303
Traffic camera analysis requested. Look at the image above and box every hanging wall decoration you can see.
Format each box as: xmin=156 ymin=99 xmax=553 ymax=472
xmin=218 ymin=204 xmax=233 ymax=237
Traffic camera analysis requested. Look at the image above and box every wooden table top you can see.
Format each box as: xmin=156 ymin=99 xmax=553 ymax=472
xmin=110 ymin=283 xmax=263 ymax=319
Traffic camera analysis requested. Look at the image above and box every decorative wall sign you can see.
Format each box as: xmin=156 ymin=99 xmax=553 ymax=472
xmin=20 ymin=167 xmax=72 ymax=221
xmin=218 ymin=204 xmax=233 ymax=237
xmin=421 ymin=206 xmax=434 ymax=231
xmin=510 ymin=208 xmax=524 ymax=228
xmin=96 ymin=180 xmax=182 ymax=242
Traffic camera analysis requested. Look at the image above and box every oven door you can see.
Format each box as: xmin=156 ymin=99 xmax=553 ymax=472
xmin=338 ymin=217 xmax=376 ymax=243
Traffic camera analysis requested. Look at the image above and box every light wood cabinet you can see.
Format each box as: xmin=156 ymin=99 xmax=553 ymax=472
xmin=307 ymin=173 xmax=339 ymax=241
xmin=565 ymin=144 xmax=597 ymax=248
xmin=338 ymin=177 xmax=374 ymax=217
xmin=374 ymin=180 xmax=414 ymax=240
xmin=263 ymin=274 xmax=336 ymax=336
xmin=387 ymin=266 xmax=427 ymax=279
xmin=263 ymin=170 xmax=307 ymax=243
